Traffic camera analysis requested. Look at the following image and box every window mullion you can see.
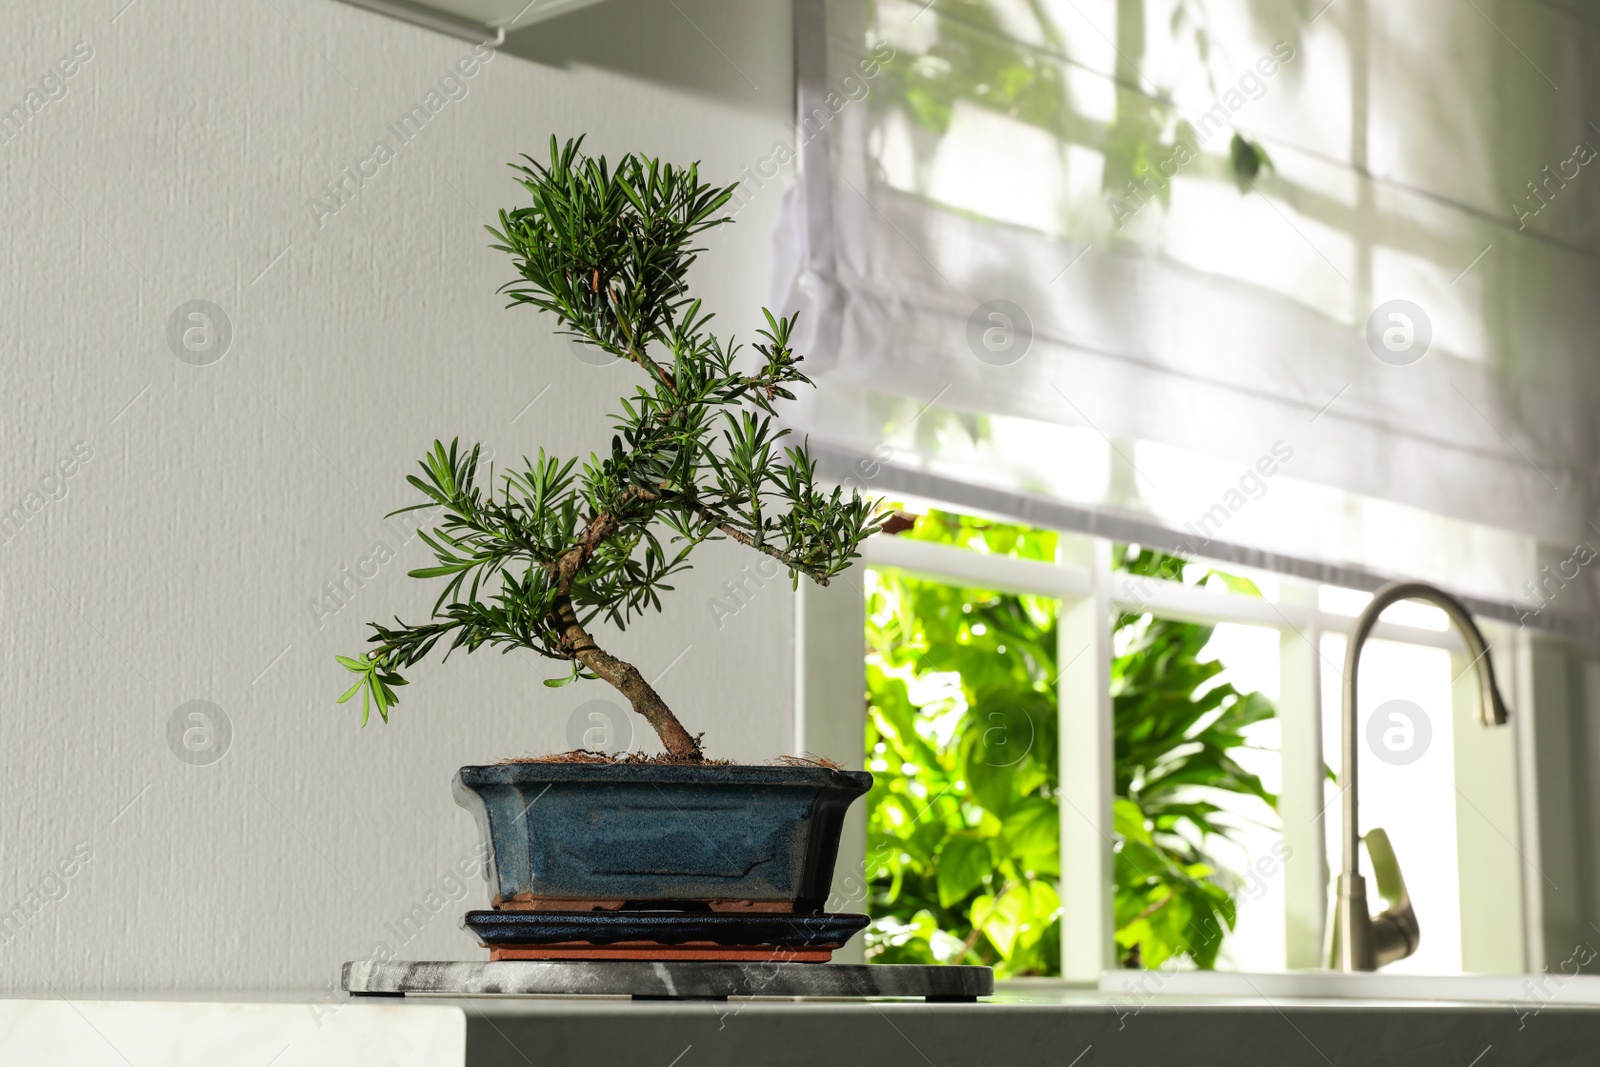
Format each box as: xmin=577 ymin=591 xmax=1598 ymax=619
xmin=1277 ymin=581 xmax=1329 ymax=969
xmin=1058 ymin=533 xmax=1117 ymax=980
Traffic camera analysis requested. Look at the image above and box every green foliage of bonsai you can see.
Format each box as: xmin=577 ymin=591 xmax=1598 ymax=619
xmin=336 ymin=138 xmax=883 ymax=761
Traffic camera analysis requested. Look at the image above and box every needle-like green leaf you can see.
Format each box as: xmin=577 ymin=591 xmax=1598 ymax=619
xmin=334 ymin=138 xmax=888 ymax=748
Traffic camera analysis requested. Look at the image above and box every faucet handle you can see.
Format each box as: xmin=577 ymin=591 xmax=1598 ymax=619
xmin=1364 ymin=828 xmax=1420 ymax=966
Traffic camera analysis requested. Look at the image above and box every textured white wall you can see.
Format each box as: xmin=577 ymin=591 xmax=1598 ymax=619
xmin=0 ymin=0 xmax=799 ymax=992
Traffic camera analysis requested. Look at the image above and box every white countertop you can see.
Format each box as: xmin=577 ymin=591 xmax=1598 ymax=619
xmin=0 ymin=997 xmax=465 ymax=1067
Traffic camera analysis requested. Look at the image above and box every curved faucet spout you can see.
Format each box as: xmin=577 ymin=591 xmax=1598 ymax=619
xmin=1331 ymin=581 xmax=1511 ymax=972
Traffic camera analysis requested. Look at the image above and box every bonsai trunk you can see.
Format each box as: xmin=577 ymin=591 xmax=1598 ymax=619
xmin=552 ymin=592 xmax=703 ymax=761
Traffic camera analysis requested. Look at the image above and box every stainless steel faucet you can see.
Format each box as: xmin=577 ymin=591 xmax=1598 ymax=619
xmin=1327 ymin=581 xmax=1511 ymax=972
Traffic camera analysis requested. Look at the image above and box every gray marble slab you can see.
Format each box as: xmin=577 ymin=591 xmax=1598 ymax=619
xmin=342 ymin=959 xmax=992 ymax=1001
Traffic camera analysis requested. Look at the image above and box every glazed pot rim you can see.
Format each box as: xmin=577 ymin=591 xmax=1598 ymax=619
xmin=456 ymin=762 xmax=872 ymax=790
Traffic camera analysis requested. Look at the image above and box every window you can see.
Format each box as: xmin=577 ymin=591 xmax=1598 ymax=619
xmin=862 ymin=512 xmax=1063 ymax=977
xmin=843 ymin=502 xmax=1527 ymax=978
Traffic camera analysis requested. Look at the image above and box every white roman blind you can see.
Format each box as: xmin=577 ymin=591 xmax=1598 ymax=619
xmin=775 ymin=0 xmax=1600 ymax=623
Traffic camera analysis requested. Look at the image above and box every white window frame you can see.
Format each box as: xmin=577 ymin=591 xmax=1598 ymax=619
xmin=797 ymin=522 xmax=1537 ymax=979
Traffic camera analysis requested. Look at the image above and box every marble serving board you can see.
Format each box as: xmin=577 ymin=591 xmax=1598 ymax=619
xmin=343 ymin=959 xmax=993 ymax=1001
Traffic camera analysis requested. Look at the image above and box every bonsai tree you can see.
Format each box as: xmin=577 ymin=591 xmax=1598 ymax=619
xmin=336 ymin=137 xmax=883 ymax=762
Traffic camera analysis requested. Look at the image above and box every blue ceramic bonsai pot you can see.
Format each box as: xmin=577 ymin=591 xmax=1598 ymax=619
xmin=453 ymin=762 xmax=873 ymax=912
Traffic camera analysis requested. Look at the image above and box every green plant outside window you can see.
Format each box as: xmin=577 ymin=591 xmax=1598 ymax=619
xmin=864 ymin=510 xmax=1279 ymax=976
